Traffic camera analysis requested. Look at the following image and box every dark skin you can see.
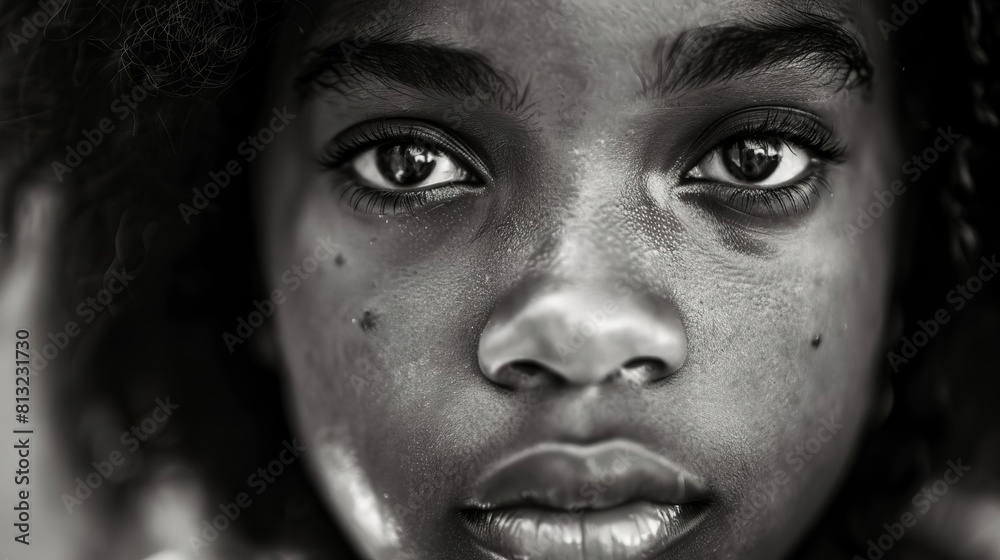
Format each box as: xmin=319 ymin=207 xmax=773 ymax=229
xmin=255 ymin=0 xmax=904 ymax=557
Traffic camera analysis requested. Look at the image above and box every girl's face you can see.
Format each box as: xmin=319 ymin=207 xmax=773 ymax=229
xmin=257 ymin=0 xmax=902 ymax=558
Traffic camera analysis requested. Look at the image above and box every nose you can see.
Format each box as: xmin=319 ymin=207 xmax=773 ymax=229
xmin=478 ymin=279 xmax=687 ymax=389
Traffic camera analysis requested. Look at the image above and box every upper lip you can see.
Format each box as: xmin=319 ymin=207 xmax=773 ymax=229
xmin=464 ymin=439 xmax=709 ymax=512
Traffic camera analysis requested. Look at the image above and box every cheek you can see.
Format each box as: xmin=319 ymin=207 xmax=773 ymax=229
xmin=677 ymin=178 xmax=897 ymax=554
xmin=673 ymin=253 xmax=886 ymax=556
xmin=262 ymin=172 xmax=503 ymax=544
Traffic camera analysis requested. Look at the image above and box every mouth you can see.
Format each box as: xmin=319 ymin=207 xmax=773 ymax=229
xmin=459 ymin=440 xmax=710 ymax=560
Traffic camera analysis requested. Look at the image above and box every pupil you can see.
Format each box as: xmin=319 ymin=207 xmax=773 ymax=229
xmin=723 ymin=138 xmax=782 ymax=181
xmin=376 ymin=144 xmax=439 ymax=186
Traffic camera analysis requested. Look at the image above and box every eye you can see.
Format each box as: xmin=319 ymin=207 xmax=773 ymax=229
xmin=675 ymin=107 xmax=846 ymax=220
xmin=687 ymin=137 xmax=815 ymax=187
xmin=352 ymin=142 xmax=476 ymax=190
xmin=318 ymin=119 xmax=489 ymax=216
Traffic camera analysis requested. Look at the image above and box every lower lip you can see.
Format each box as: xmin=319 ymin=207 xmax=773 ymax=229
xmin=460 ymin=502 xmax=707 ymax=560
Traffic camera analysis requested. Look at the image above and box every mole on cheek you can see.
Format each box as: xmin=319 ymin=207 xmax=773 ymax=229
xmin=335 ymin=254 xmax=345 ymax=266
xmin=811 ymin=334 xmax=822 ymax=348
xmin=358 ymin=310 xmax=377 ymax=333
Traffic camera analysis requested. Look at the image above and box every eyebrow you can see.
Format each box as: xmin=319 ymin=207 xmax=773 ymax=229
xmin=295 ymin=11 xmax=873 ymax=110
xmin=295 ymin=40 xmax=530 ymax=112
xmin=645 ymin=12 xmax=873 ymax=97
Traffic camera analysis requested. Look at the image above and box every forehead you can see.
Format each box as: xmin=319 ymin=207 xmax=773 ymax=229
xmin=303 ymin=0 xmax=873 ymax=95
xmin=296 ymin=0 xmax=878 ymax=119
xmin=310 ymin=0 xmax=864 ymax=43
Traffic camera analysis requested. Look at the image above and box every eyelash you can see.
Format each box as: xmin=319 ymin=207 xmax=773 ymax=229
xmin=700 ymin=171 xmax=832 ymax=217
xmin=317 ymin=120 xmax=485 ymax=215
xmin=339 ymin=183 xmax=431 ymax=215
xmin=685 ymin=107 xmax=845 ymax=218
xmin=319 ymin=109 xmax=844 ymax=219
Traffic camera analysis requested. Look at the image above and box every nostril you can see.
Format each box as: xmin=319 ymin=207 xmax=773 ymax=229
xmin=620 ymin=358 xmax=673 ymax=384
xmin=478 ymin=284 xmax=688 ymax=388
xmin=491 ymin=360 xmax=562 ymax=390
xmin=488 ymin=358 xmax=677 ymax=389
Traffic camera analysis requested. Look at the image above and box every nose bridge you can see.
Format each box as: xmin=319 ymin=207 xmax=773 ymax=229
xmin=532 ymin=132 xmax=637 ymax=275
xmin=477 ymin=139 xmax=687 ymax=389
xmin=536 ymin=195 xmax=633 ymax=281
xmin=477 ymin=274 xmax=687 ymax=388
